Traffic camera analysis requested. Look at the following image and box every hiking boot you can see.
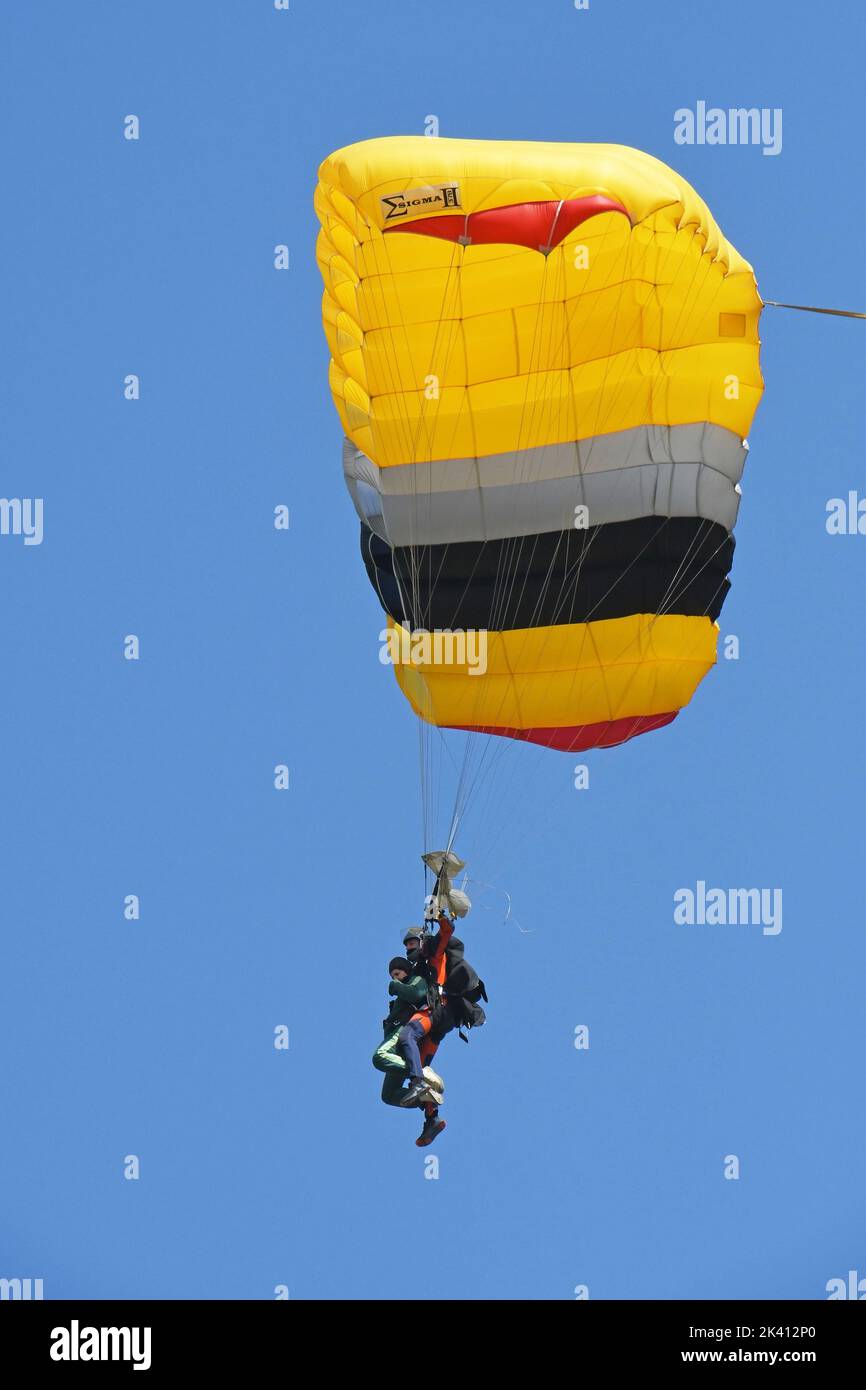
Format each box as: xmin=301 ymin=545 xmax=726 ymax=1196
xmin=399 ymin=1079 xmax=429 ymax=1108
xmin=416 ymin=1116 xmax=447 ymax=1147
xmin=422 ymin=1065 xmax=444 ymax=1095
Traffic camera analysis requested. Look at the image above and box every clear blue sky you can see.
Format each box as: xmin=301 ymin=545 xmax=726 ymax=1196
xmin=1 ymin=0 xmax=864 ymax=1300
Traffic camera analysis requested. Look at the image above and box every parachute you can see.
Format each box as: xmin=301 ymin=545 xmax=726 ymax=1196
xmin=422 ymin=849 xmax=470 ymax=918
xmin=314 ymin=137 xmax=763 ymax=844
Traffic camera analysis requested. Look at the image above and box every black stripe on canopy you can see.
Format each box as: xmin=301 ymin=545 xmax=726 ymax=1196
xmin=360 ymin=516 xmax=734 ymax=630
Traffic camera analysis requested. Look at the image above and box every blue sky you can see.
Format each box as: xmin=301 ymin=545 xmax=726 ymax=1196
xmin=1 ymin=0 xmax=864 ymax=1300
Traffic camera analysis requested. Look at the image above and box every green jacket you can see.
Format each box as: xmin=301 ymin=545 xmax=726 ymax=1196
xmin=383 ymin=973 xmax=428 ymax=1033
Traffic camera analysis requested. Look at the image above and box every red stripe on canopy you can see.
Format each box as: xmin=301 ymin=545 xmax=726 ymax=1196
xmin=385 ymin=194 xmax=630 ymax=251
xmin=446 ymin=710 xmax=678 ymax=752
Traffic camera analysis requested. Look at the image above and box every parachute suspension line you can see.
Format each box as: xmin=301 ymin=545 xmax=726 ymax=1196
xmin=507 ymin=211 xmax=645 ymax=767
xmin=412 ymin=245 xmax=466 ymax=852
xmin=428 ymin=292 xmax=487 ymax=845
xmin=443 ymin=244 xmax=567 ymax=824
xmin=367 ymin=226 xmax=461 ymax=543
xmin=544 ymin=219 xmax=666 ymax=746
xmin=439 ymin=208 xmax=718 ymax=866
xmin=514 ymin=211 xmax=641 ymax=734
xmin=635 ymin=226 xmax=735 ymax=642
xmin=467 ymin=236 xmax=551 ymax=644
xmin=449 ymin=224 xmax=615 ymax=849
xmin=399 ymin=239 xmax=461 ymax=608
xmin=370 ymin=226 xmax=466 ymax=850
xmin=362 ymin=233 xmax=440 ymax=849
xmin=377 ymin=191 xmax=731 ymax=857
xmin=510 ymin=215 xmax=722 ymax=757
xmin=346 ymin=224 xmax=440 ymax=853
xmin=542 ymin=212 xmax=638 ymax=624
xmin=321 ymin=196 xmax=449 ymax=853
xmin=763 ymin=299 xmax=866 ymax=320
xmin=549 ymin=225 xmax=725 ymax=784
xmin=590 ymin=223 xmax=722 ymax=701
xmin=474 ymin=243 xmax=565 ymax=671
xmin=445 ymin=807 xmax=462 ymax=858
xmin=601 ymin=224 xmax=733 ymax=748
xmin=449 ymin=732 xmax=478 ymax=846
xmin=478 ymin=210 xmax=626 ymax=758
xmin=415 ymin=245 xmax=464 ymax=638
xmin=418 ymin=718 xmax=430 ymax=858
xmin=435 ymin=219 xmax=593 ymax=832
xmin=411 ymin=238 xmax=485 ymax=846
xmin=489 ymin=222 xmax=578 ymax=673
xmin=413 ymin=229 xmax=564 ymax=845
xmin=476 ymin=209 xmax=648 ymax=774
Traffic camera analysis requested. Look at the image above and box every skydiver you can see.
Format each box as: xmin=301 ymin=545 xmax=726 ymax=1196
xmin=372 ymin=956 xmax=444 ymax=1124
xmin=396 ymin=917 xmax=456 ymax=1146
xmin=395 ymin=854 xmax=483 ymax=1143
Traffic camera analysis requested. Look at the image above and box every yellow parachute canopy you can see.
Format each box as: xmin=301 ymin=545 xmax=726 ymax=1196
xmin=315 ymin=136 xmax=763 ymax=753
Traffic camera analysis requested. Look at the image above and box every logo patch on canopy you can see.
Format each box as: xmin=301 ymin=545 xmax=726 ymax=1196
xmin=380 ymin=184 xmax=462 ymax=222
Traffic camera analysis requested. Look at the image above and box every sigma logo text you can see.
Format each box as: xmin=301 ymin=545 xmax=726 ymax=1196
xmin=380 ymin=184 xmax=461 ymax=221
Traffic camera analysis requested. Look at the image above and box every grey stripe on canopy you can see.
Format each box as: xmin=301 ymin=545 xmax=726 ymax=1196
xmin=343 ymin=423 xmax=747 ymax=546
